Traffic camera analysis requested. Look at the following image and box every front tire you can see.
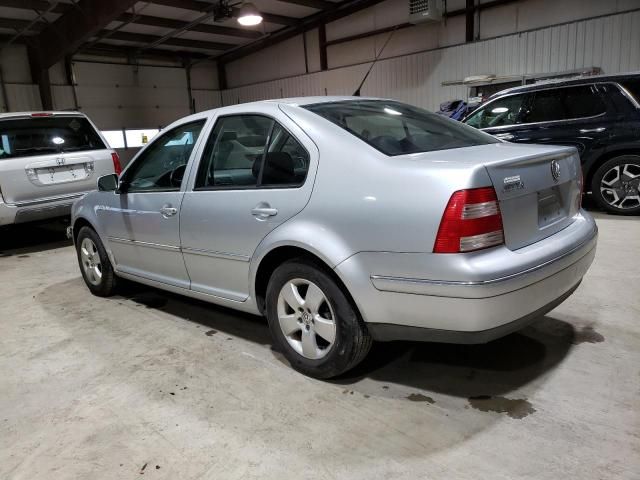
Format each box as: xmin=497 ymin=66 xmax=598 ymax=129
xmin=265 ymin=259 xmax=372 ymax=379
xmin=591 ymin=155 xmax=640 ymax=215
xmin=76 ymin=226 xmax=117 ymax=297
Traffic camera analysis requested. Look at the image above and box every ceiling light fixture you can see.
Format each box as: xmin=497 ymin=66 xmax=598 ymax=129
xmin=237 ymin=2 xmax=262 ymax=26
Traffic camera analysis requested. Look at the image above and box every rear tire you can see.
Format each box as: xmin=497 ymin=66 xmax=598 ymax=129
xmin=76 ymin=226 xmax=117 ymax=297
xmin=591 ymin=155 xmax=640 ymax=215
xmin=265 ymin=259 xmax=372 ymax=379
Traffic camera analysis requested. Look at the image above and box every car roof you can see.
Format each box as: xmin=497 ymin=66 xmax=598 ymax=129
xmin=487 ymin=71 xmax=640 ymax=100
xmin=172 ymin=96 xmax=395 ymax=125
xmin=0 ymin=111 xmax=86 ymax=120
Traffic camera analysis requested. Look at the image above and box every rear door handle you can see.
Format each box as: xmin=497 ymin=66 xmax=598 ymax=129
xmin=579 ymin=127 xmax=606 ymax=133
xmin=494 ymin=133 xmax=514 ymax=141
xmin=251 ymin=203 xmax=278 ymax=219
xmin=160 ymin=205 xmax=178 ymax=218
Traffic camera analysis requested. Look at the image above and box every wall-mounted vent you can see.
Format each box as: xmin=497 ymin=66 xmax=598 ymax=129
xmin=409 ymin=0 xmax=441 ymax=24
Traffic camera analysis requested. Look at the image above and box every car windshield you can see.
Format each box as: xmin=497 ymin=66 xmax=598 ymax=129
xmin=304 ymin=100 xmax=497 ymax=156
xmin=0 ymin=115 xmax=106 ymax=160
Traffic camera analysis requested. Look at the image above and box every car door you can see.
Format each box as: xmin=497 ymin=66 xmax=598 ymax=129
xmin=96 ymin=119 xmax=207 ymax=288
xmin=179 ymin=110 xmax=317 ymax=301
xmin=513 ymin=84 xmax=612 ymax=160
xmin=463 ymin=92 xmax=531 ymax=141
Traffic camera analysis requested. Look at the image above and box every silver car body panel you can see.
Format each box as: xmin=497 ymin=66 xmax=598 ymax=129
xmin=71 ymin=97 xmax=597 ymax=339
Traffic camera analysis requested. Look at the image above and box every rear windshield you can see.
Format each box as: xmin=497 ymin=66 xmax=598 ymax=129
xmin=0 ymin=115 xmax=106 ymax=160
xmin=304 ymin=100 xmax=497 ymax=156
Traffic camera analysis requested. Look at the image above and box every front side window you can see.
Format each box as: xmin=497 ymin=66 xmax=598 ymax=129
xmin=306 ymin=100 xmax=497 ymax=156
xmin=0 ymin=115 xmax=105 ymax=160
xmin=125 ymin=120 xmax=205 ymax=192
xmin=523 ymin=85 xmax=606 ymax=123
xmin=195 ymin=115 xmax=309 ymax=189
xmin=465 ymin=94 xmax=527 ymax=129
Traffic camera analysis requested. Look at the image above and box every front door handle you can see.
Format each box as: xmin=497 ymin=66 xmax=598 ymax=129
xmin=160 ymin=205 xmax=178 ymax=218
xmin=251 ymin=203 xmax=278 ymax=219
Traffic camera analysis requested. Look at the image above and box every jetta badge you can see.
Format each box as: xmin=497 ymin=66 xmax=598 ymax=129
xmin=56 ymin=157 xmax=65 ymax=166
xmin=551 ymin=159 xmax=560 ymax=181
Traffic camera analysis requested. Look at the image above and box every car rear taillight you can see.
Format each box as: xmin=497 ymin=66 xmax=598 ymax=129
xmin=111 ymin=151 xmax=122 ymax=175
xmin=434 ymin=187 xmax=505 ymax=254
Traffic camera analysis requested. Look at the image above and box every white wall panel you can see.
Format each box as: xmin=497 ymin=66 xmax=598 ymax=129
xmin=226 ymin=34 xmax=307 ymax=87
xmin=51 ymin=86 xmax=77 ymax=111
xmin=220 ymin=9 xmax=640 ymax=112
xmin=4 ymin=84 xmax=42 ymax=112
xmin=192 ymin=89 xmax=222 ymax=112
xmin=73 ymin=62 xmax=191 ymax=129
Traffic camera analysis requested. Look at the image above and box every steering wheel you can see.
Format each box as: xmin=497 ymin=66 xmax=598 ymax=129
xmin=169 ymin=164 xmax=187 ymax=188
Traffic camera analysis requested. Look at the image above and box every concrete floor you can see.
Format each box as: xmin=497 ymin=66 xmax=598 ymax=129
xmin=0 ymin=209 xmax=638 ymax=480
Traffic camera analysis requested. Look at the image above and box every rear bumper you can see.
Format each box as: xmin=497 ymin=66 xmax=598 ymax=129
xmin=335 ymin=210 xmax=597 ymax=342
xmin=0 ymin=192 xmax=87 ymax=226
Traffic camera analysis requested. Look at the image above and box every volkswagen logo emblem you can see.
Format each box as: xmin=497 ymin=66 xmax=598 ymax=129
xmin=551 ymin=160 xmax=560 ymax=182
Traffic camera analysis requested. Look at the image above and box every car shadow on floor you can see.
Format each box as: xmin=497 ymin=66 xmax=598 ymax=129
xmin=0 ymin=219 xmax=72 ymax=256
xmin=117 ymin=283 xmax=577 ymax=399
xmin=330 ymin=316 xmax=577 ymax=398
xmin=115 ymin=282 xmax=273 ymax=347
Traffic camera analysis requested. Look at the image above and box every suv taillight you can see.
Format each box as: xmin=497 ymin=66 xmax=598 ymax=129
xmin=111 ymin=152 xmax=122 ymax=176
xmin=434 ymin=187 xmax=504 ymax=253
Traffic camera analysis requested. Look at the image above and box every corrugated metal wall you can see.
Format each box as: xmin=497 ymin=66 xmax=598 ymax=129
xmin=222 ymin=9 xmax=640 ymax=111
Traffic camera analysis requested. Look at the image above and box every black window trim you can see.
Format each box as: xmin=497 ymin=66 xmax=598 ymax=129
xmin=613 ymin=81 xmax=640 ymax=109
xmin=122 ymin=118 xmax=207 ymax=194
xmin=192 ymin=112 xmax=310 ymax=192
xmin=466 ymin=83 xmax=611 ymax=131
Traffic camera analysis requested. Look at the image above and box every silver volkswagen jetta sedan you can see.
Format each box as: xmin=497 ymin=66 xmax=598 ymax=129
xmin=70 ymin=97 xmax=597 ymax=378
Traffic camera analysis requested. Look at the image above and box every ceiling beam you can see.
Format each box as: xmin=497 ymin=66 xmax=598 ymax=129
xmin=99 ymin=30 xmax=235 ymax=52
xmin=27 ymin=0 xmax=139 ymax=70
xmin=0 ymin=0 xmax=66 ymax=13
xmin=118 ymin=12 xmax=262 ymax=39
xmin=79 ymin=43 xmax=209 ymax=62
xmin=150 ymin=0 xmax=299 ymax=26
xmin=217 ymin=0 xmax=387 ymax=64
xmin=0 ymin=17 xmax=36 ymax=31
xmin=276 ymin=0 xmax=334 ymax=9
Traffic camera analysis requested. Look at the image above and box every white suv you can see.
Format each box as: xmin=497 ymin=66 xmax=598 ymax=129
xmin=0 ymin=111 xmax=120 ymax=225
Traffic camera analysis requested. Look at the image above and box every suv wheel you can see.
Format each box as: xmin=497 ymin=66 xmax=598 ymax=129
xmin=76 ymin=226 xmax=117 ymax=296
xmin=591 ymin=155 xmax=640 ymax=215
xmin=265 ymin=259 xmax=372 ymax=379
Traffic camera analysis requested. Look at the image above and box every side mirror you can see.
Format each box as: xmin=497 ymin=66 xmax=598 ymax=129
xmin=97 ymin=173 xmax=118 ymax=192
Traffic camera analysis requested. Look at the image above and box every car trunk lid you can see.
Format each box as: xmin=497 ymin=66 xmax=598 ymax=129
xmin=482 ymin=146 xmax=582 ymax=250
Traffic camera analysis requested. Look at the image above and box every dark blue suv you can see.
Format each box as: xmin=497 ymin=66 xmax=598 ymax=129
xmin=464 ymin=74 xmax=640 ymax=215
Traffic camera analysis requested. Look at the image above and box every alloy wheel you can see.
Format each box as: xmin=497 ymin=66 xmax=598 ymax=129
xmin=80 ymin=237 xmax=103 ymax=286
xmin=600 ymin=163 xmax=640 ymax=210
xmin=277 ymin=279 xmax=337 ymax=360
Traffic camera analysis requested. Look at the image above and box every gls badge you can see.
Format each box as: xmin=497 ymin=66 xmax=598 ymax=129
xmin=503 ymin=174 xmax=525 ymax=193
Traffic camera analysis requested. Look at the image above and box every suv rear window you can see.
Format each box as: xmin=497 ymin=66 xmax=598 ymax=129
xmin=0 ymin=115 xmax=106 ymax=160
xmin=304 ymin=100 xmax=497 ymax=156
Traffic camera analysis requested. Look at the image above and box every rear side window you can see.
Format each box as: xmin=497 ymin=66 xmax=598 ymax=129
xmin=524 ymin=85 xmax=606 ymax=123
xmin=620 ymin=80 xmax=640 ymax=105
xmin=305 ymin=100 xmax=496 ymax=156
xmin=0 ymin=116 xmax=105 ymax=160
xmin=465 ymin=94 xmax=527 ymax=129
xmin=195 ymin=115 xmax=309 ymax=189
